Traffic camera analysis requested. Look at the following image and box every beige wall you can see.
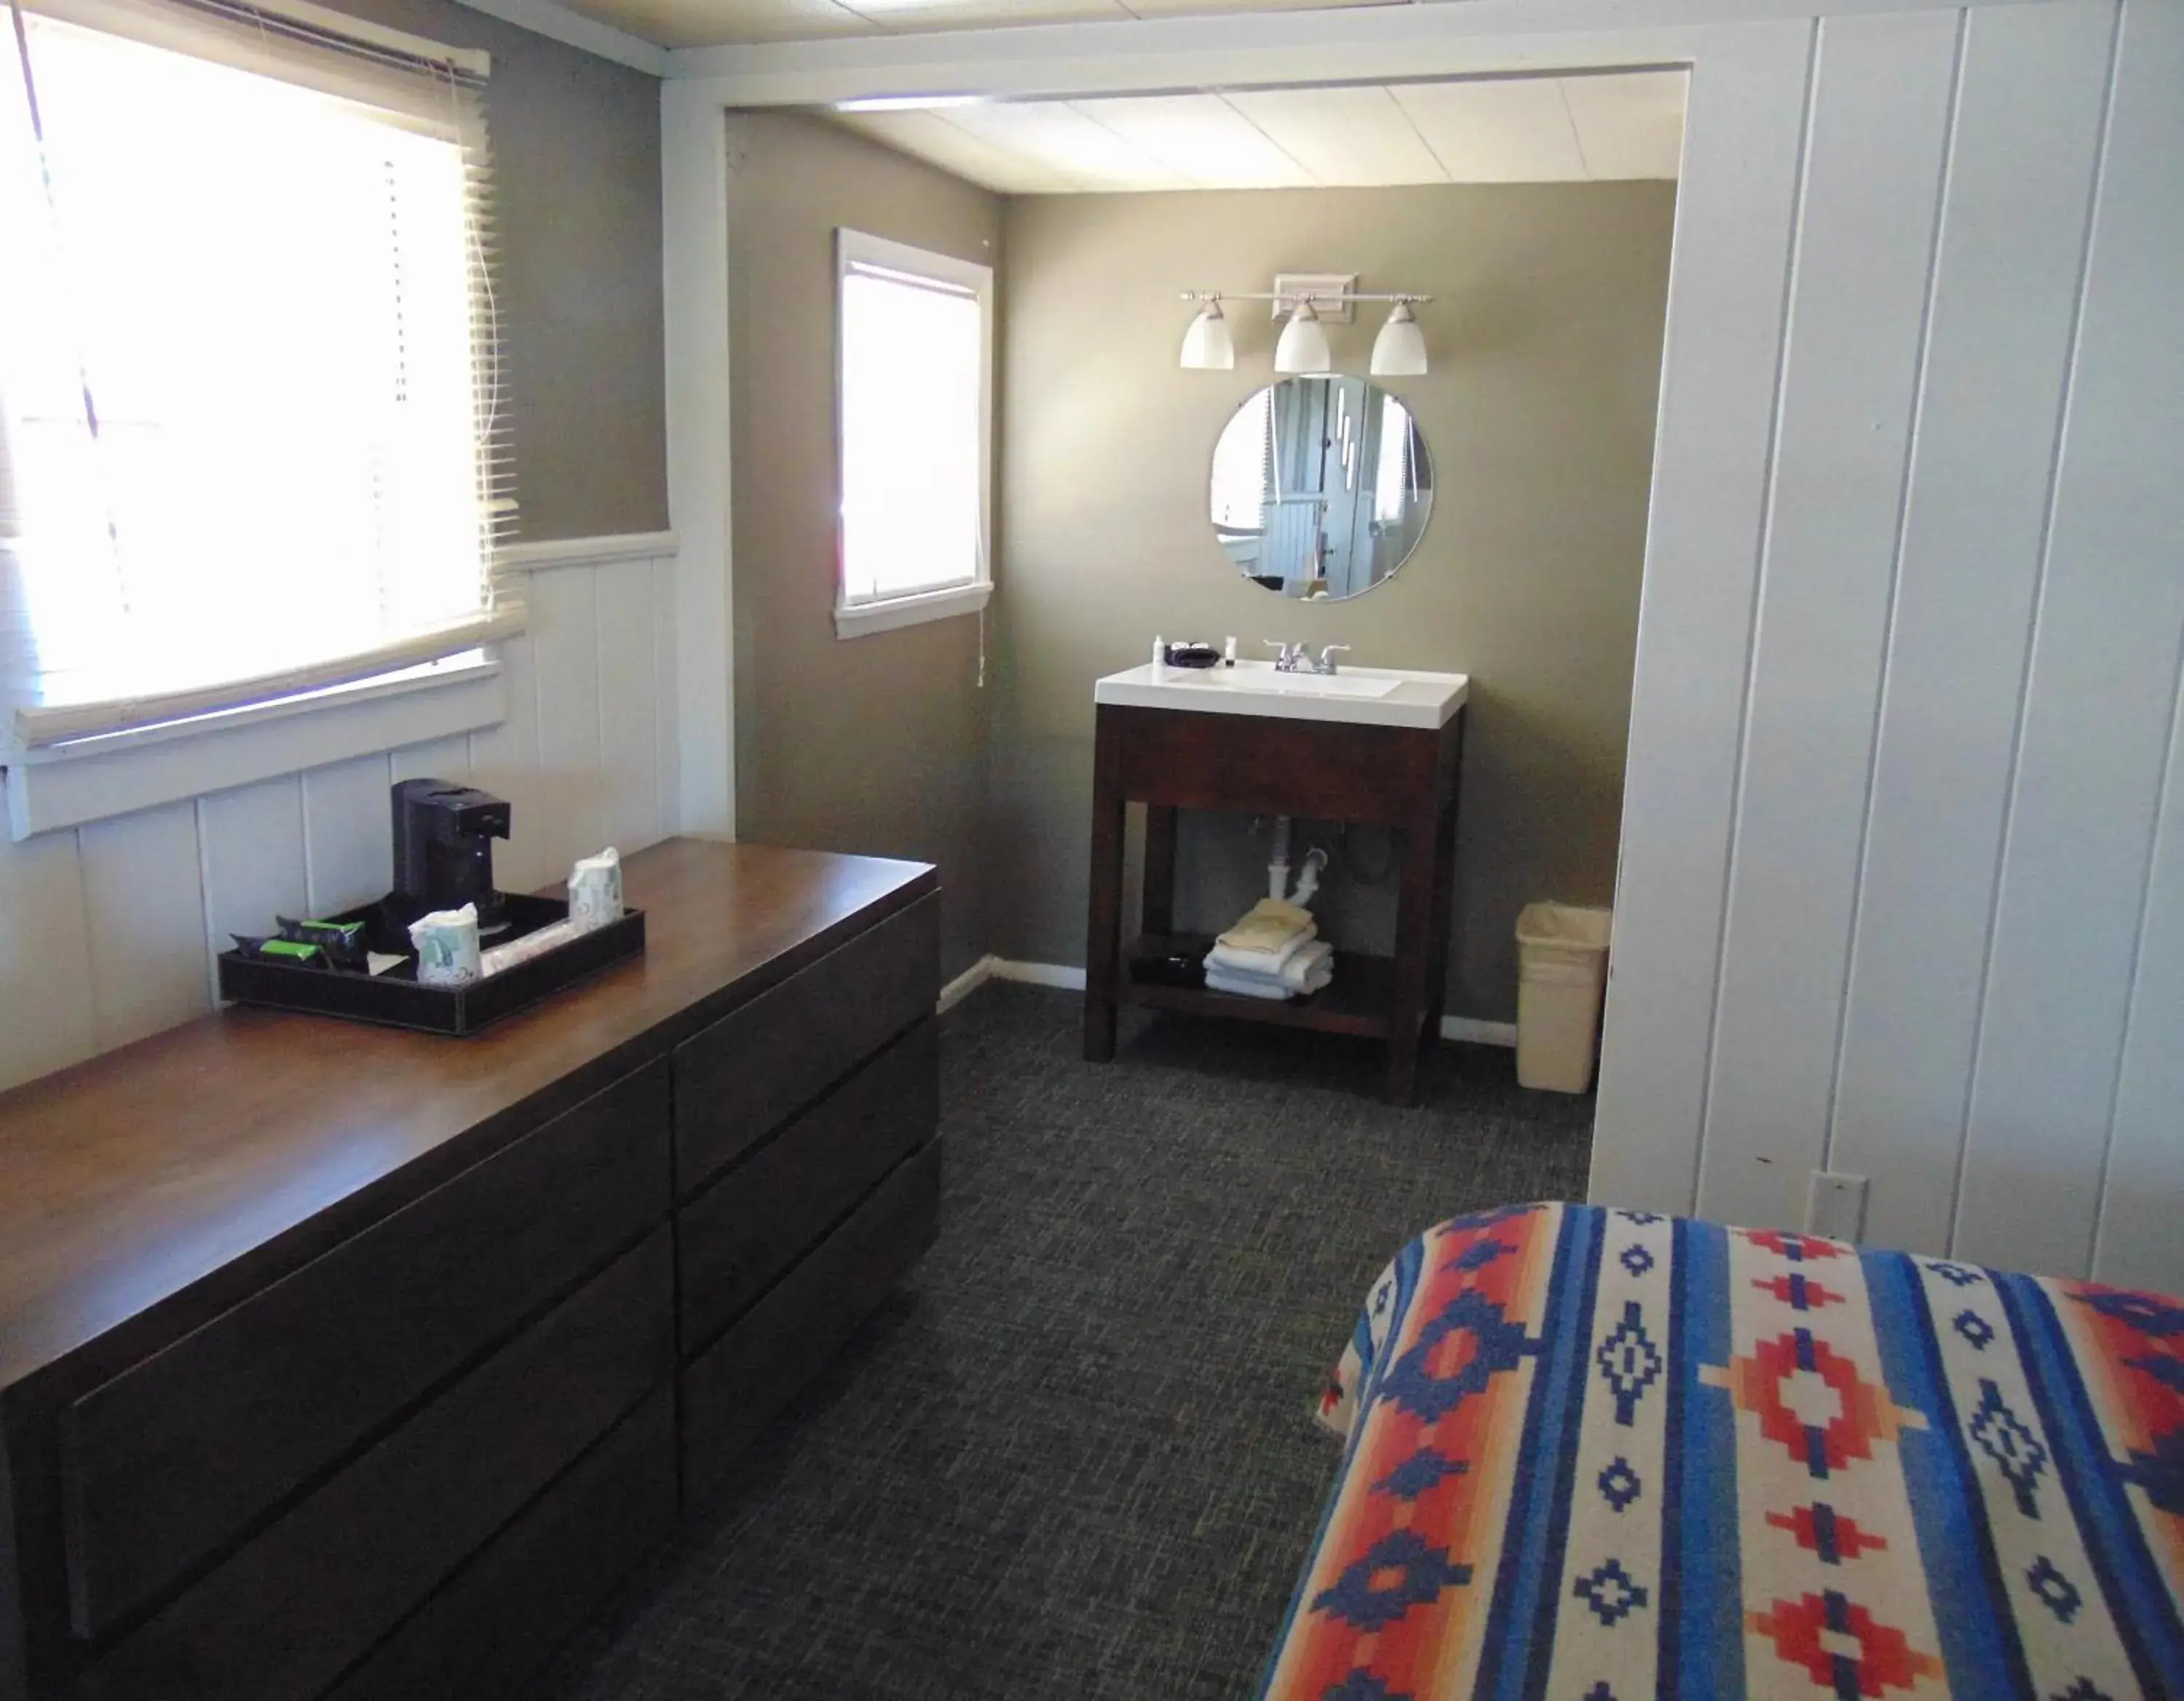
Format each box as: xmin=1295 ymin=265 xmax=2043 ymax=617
xmin=325 ymin=0 xmax=668 ymax=539
xmin=994 ymin=182 xmax=1672 ymax=1023
xmin=724 ymin=111 xmax=1002 ymax=978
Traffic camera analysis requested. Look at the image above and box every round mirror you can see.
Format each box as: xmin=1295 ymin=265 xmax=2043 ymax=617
xmin=1208 ymin=376 xmax=1434 ymax=601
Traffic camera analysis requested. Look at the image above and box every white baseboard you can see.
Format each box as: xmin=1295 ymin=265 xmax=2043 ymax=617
xmin=991 ymin=958 xmax=1088 ymax=991
xmin=951 ymin=955 xmax=1516 ymax=1046
xmin=1441 ymin=1015 xmax=1518 ymax=1049
xmin=937 ymin=953 xmax=997 ymax=1014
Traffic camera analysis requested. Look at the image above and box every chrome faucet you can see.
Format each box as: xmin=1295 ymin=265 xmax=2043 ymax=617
xmin=1265 ymin=641 xmax=1350 ymax=675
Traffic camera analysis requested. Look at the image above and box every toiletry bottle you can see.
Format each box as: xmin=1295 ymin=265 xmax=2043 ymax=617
xmin=1223 ymin=636 xmax=1237 ymax=668
xmin=1152 ymin=636 xmax=1167 ymax=681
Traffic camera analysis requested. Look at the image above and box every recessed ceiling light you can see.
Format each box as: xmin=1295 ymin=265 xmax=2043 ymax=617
xmin=834 ymin=94 xmax=986 ymax=113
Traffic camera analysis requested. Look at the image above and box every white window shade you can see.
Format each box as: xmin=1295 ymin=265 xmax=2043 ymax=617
xmin=0 ymin=0 xmax=515 ymax=750
xmin=835 ymin=230 xmax=992 ymax=632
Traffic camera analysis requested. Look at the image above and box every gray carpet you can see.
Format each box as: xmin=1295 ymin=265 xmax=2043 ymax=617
xmin=547 ymin=984 xmax=1593 ymax=1700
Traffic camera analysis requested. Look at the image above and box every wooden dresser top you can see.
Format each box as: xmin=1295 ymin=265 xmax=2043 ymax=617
xmin=0 ymin=839 xmax=936 ymax=1400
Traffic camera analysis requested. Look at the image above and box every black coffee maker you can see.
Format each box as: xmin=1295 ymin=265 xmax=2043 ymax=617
xmin=389 ymin=778 xmax=510 ymax=930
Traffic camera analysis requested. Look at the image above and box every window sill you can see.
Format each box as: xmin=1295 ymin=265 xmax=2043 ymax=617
xmin=4 ymin=654 xmax=507 ymax=841
xmin=833 ymin=580 xmax=992 ymax=641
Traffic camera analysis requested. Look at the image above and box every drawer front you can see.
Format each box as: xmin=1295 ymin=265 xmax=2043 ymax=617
xmin=679 ymin=1019 xmax=938 ymax=1354
xmin=682 ymin=1137 xmax=941 ymax=1499
xmin=79 ymin=1230 xmax=673 ymax=1701
xmin=326 ymin=1386 xmax=676 ymax=1701
xmin=61 ymin=1061 xmax=671 ymax=1640
xmin=673 ymin=893 xmax=937 ymax=1193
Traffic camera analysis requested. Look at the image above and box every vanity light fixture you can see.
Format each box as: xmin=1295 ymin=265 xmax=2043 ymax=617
xmin=1273 ymin=301 xmax=1332 ymax=375
xmin=1177 ymin=288 xmax=1433 ymax=376
xmin=1369 ymin=300 xmax=1428 ymax=377
xmin=1179 ymin=297 xmax=1235 ymax=370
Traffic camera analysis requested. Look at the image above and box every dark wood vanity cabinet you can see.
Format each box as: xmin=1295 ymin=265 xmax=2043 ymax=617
xmin=0 ymin=840 xmax=941 ymax=1701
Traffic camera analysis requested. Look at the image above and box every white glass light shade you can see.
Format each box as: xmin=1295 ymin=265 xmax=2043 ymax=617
xmin=1179 ymin=301 xmax=1235 ymax=370
xmin=1370 ymin=301 xmax=1428 ymax=376
xmin=1273 ymin=302 xmax=1332 ymax=374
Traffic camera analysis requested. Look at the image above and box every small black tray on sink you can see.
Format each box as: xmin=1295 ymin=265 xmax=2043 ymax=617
xmin=216 ymin=893 xmax=646 ymax=1036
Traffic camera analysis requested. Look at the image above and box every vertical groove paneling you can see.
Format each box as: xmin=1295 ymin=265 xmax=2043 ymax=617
xmin=1586 ymin=24 xmax=1815 ymax=1216
xmin=530 ymin=567 xmax=609 ymax=881
xmin=0 ymin=545 xmax=676 ymax=1094
xmin=301 ymin=755 xmax=395 ymax=917
xmin=1698 ymin=11 xmax=1960 ymax=1231
xmin=1824 ymin=1 xmax=2118 ymax=1261
xmin=388 ymin=735 xmax=473 ymax=785
xmin=596 ymin=559 xmax=662 ymax=855
xmin=467 ymin=628 xmax=549 ymax=893
xmin=78 ymin=802 xmax=211 ymax=1051
xmin=652 ymin=556 xmax=682 ymax=842
xmin=0 ymin=826 xmax=98 ymax=1085
xmin=2041 ymin=0 xmax=2184 ymax=1292
xmin=197 ymin=778 xmax=310 ymax=996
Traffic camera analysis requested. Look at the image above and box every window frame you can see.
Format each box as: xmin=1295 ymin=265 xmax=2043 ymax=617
xmin=831 ymin=228 xmax=994 ymax=642
xmin=0 ymin=0 xmax=514 ymax=837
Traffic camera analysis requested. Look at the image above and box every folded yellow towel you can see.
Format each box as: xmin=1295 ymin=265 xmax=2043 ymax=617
xmin=1216 ymin=898 xmax=1315 ymax=956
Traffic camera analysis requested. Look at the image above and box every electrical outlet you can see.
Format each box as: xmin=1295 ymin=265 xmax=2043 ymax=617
xmin=1805 ymin=1170 xmax=1869 ymax=1242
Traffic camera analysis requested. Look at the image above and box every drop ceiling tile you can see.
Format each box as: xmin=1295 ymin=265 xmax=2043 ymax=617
xmin=828 ymin=110 xmax=1076 ymax=192
xmin=1072 ymin=93 xmax=1315 ymax=188
xmin=1559 ymin=70 xmax=1687 ymax=179
xmin=1127 ymin=0 xmax=1406 ymax=13
xmin=1388 ymin=77 xmax=1586 ymax=183
xmin=1220 ymin=86 xmax=1447 ymax=187
xmin=845 ymin=0 xmax=1128 ymax=29
xmin=564 ymin=0 xmax=868 ymax=47
xmin=940 ymin=99 xmax=1192 ymax=190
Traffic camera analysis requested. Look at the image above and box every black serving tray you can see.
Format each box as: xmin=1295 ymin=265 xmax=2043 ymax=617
xmin=216 ymin=893 xmax=646 ymax=1036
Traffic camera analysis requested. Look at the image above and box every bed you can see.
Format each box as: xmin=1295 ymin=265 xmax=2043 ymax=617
xmin=1259 ymin=1201 xmax=2184 ymax=1700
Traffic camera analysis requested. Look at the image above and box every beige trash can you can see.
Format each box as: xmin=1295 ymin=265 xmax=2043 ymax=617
xmin=1515 ymin=902 xmax=1612 ymax=1093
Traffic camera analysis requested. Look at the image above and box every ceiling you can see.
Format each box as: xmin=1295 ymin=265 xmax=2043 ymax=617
xmin=828 ymin=73 xmax=1686 ymax=194
xmin=566 ymin=0 xmax=1448 ymax=55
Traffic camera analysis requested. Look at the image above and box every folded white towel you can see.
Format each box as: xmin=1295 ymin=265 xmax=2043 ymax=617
xmin=1206 ymin=927 xmax=1318 ymax=977
xmin=1206 ymin=940 xmax=1335 ymax=1001
xmin=1215 ymin=898 xmax=1315 ymax=957
xmin=1205 ymin=969 xmax=1299 ymax=1001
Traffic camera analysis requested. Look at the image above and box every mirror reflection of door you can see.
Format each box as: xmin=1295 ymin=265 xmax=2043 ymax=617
xmin=1208 ymin=376 xmax=1434 ymax=601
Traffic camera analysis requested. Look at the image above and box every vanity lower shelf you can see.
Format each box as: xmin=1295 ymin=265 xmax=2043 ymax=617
xmin=1123 ymin=934 xmax=1414 ymax=1041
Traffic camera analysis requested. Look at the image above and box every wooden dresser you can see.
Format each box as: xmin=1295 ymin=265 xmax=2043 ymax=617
xmin=0 ymin=840 xmax=941 ymax=1701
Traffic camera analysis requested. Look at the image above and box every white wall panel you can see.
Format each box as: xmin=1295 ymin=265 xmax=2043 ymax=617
xmin=1586 ymin=24 xmax=1813 ymax=1216
xmin=1698 ymin=11 xmax=1959 ymax=1232
xmin=197 ymin=778 xmax=310 ymax=989
xmin=77 ymin=802 xmax=211 ymax=1050
xmin=0 ymin=540 xmax=678 ymax=1094
xmin=529 ymin=566 xmax=609 ymax=883
xmin=301 ymin=755 xmax=395 ymax=917
xmin=596 ymin=558 xmax=663 ymax=854
xmin=1827 ymin=1 xmax=2117 ymax=1262
xmin=1989 ymin=0 xmax=2183 ymax=1289
xmin=0 ymin=827 xmax=97 ymax=1083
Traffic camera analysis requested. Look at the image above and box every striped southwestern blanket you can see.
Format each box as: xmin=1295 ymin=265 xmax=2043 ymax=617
xmin=1260 ymin=1202 xmax=2184 ymax=1701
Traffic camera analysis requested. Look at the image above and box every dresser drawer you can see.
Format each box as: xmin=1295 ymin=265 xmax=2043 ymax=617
xmin=679 ymin=1019 xmax=938 ymax=1355
xmin=673 ymin=893 xmax=937 ymax=1193
xmin=77 ymin=1230 xmax=673 ymax=1701
xmin=682 ymin=1137 xmax=941 ymax=1497
xmin=326 ymin=1386 xmax=676 ymax=1701
xmin=60 ymin=1061 xmax=671 ymax=1640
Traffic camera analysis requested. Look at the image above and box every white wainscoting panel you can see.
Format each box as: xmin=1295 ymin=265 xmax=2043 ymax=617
xmin=2084 ymin=0 xmax=2184 ymax=1295
xmin=0 ymin=537 xmax=680 ymax=1094
xmin=1584 ymin=0 xmax=2183 ymax=1290
xmin=1697 ymin=8 xmax=1961 ymax=1233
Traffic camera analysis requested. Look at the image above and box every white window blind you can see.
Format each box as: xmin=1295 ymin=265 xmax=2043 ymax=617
xmin=0 ymin=0 xmax=515 ymax=749
xmin=836 ymin=230 xmax=991 ymax=612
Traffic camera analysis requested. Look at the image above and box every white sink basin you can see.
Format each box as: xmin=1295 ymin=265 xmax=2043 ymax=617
xmin=1095 ymin=659 xmax=1468 ymax=730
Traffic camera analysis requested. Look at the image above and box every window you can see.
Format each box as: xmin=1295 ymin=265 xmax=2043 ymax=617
xmin=0 ymin=0 xmax=513 ymax=752
xmin=834 ymin=229 xmax=992 ymax=639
